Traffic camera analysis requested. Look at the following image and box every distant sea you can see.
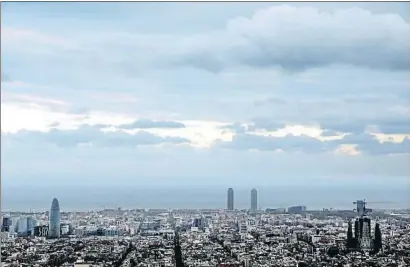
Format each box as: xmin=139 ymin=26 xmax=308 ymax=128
xmin=2 ymin=184 xmax=409 ymax=212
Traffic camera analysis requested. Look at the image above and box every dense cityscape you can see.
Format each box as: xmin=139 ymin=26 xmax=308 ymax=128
xmin=1 ymin=188 xmax=409 ymax=267
xmin=2 ymin=1 xmax=410 ymax=266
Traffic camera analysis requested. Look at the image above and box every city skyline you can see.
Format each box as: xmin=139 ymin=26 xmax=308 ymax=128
xmin=1 ymin=2 xmax=410 ymax=190
xmin=1 ymin=2 xmax=410 ymax=266
xmin=1 ymin=195 xmax=398 ymax=214
xmin=3 ymin=198 xmax=408 ymax=266
xmin=2 ymin=185 xmax=408 ymax=213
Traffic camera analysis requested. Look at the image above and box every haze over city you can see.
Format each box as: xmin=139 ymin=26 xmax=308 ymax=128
xmin=1 ymin=2 xmax=410 ymax=211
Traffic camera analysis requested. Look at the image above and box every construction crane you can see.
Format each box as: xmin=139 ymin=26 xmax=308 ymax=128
xmin=353 ymin=199 xmax=396 ymax=205
xmin=353 ymin=199 xmax=396 ymax=217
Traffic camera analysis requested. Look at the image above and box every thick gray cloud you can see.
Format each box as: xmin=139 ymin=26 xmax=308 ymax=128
xmin=3 ymin=135 xmax=410 ymax=189
xmin=221 ymin=119 xmax=287 ymax=133
xmin=337 ymin=133 xmax=410 ymax=155
xmin=375 ymin=117 xmax=410 ymax=135
xmin=321 ymin=130 xmax=340 ymax=137
xmin=6 ymin=123 xmax=408 ymax=155
xmin=319 ymin=119 xmax=366 ymax=135
xmin=249 ymin=119 xmax=287 ymax=132
xmin=218 ymin=132 xmax=409 ymax=155
xmin=119 ymin=119 xmax=186 ymax=129
xmin=2 ymin=3 xmax=410 ymax=190
xmin=319 ymin=116 xmax=410 ymax=135
xmin=250 ymin=91 xmax=410 ymax=136
xmin=32 ymin=6 xmax=408 ymax=76
xmin=364 ymin=138 xmax=410 ymax=155
xmin=174 ymin=6 xmax=410 ymax=72
xmin=5 ymin=125 xmax=189 ymax=148
xmin=220 ymin=122 xmax=248 ymax=134
xmin=220 ymin=133 xmax=335 ymax=153
xmin=48 ymin=122 xmax=60 ymax=128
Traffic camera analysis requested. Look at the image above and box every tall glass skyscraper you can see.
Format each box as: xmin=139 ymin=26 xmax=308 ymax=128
xmin=227 ymin=188 xmax=234 ymax=210
xmin=251 ymin=188 xmax=258 ymax=212
xmin=49 ymin=198 xmax=61 ymax=239
xmin=1 ymin=217 xmax=11 ymax=232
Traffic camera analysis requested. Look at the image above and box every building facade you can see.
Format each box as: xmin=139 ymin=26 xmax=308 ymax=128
xmin=49 ymin=198 xmax=61 ymax=238
xmin=227 ymin=188 xmax=234 ymax=210
xmin=287 ymin=205 xmax=306 ymax=214
xmin=34 ymin=225 xmax=49 ymax=237
xmin=1 ymin=217 xmax=11 ymax=232
xmin=251 ymin=188 xmax=258 ymax=212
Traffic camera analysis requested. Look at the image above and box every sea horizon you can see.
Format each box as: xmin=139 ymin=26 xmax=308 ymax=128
xmin=2 ymin=183 xmax=409 ymax=212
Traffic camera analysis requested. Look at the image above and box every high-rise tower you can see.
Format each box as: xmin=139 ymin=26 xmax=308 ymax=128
xmin=49 ymin=198 xmax=61 ymax=239
xmin=227 ymin=188 xmax=234 ymax=210
xmin=1 ymin=216 xmax=11 ymax=232
xmin=251 ymin=188 xmax=258 ymax=212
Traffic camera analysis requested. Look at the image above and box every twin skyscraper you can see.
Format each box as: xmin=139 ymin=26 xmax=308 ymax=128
xmin=227 ymin=188 xmax=258 ymax=211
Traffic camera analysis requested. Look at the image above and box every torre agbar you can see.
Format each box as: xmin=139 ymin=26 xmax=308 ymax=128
xmin=48 ymin=198 xmax=61 ymax=239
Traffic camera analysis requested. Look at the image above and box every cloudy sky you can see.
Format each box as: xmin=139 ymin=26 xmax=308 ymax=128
xmin=1 ymin=2 xmax=410 ymax=189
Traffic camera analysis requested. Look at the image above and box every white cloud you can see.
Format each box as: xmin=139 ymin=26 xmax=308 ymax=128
xmin=173 ymin=5 xmax=410 ymax=72
xmin=2 ymin=93 xmax=409 ymax=154
xmin=1 ymin=27 xmax=73 ymax=49
xmin=334 ymin=144 xmax=360 ymax=156
xmin=1 ymin=101 xmax=73 ymax=133
xmin=2 ymin=91 xmax=68 ymax=106
xmin=2 ymin=3 xmax=410 ymax=187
